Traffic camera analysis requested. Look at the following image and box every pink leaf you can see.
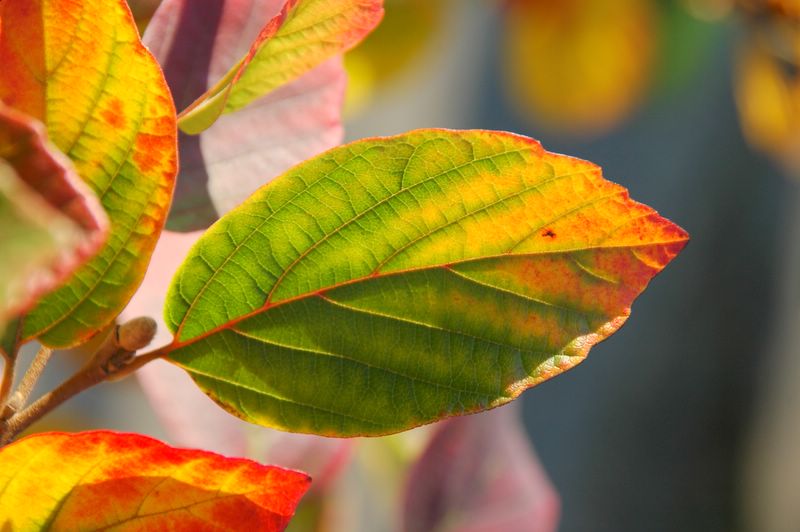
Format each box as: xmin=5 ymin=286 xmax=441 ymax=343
xmin=143 ymin=0 xmax=346 ymax=231
xmin=404 ymin=406 xmax=560 ymax=532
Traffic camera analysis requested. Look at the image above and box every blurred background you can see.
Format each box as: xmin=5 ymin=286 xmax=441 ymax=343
xmin=15 ymin=0 xmax=800 ymax=530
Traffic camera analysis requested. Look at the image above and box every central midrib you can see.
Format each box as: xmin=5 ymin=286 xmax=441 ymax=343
xmin=169 ymin=236 xmax=684 ymax=348
xmin=174 ymin=143 xmax=532 ymax=338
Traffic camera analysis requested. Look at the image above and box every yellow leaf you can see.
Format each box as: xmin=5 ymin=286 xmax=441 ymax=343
xmin=734 ymin=22 xmax=800 ymax=173
xmin=504 ymin=0 xmax=657 ymax=135
xmin=0 ymin=0 xmax=178 ymax=347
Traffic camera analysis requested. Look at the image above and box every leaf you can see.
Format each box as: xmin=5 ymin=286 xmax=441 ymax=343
xmin=161 ymin=129 xmax=688 ymax=437
xmin=0 ymin=431 xmax=310 ymax=530
xmin=123 ymin=231 xmax=353 ymax=485
xmin=734 ymin=22 xmax=800 ymax=174
xmin=0 ymin=0 xmax=178 ymax=347
xmin=343 ymin=0 xmax=442 ymax=115
xmin=173 ymin=0 xmax=384 ymax=134
xmin=504 ymin=0 xmax=657 ymax=135
xmin=0 ymin=105 xmax=107 ymax=326
xmin=137 ymin=360 xmax=352 ymax=485
xmin=404 ymin=406 xmax=560 ymax=532
xmin=143 ymin=0 xmax=347 ymax=231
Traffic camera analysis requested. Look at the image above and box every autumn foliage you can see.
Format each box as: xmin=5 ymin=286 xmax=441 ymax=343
xmin=0 ymin=0 xmax=694 ymax=529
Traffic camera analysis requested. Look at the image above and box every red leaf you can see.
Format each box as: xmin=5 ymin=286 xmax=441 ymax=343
xmin=0 ymin=431 xmax=310 ymax=530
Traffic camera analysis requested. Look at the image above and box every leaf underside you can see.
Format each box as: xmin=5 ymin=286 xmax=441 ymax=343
xmin=0 ymin=106 xmax=107 ymax=329
xmin=404 ymin=407 xmax=560 ymax=532
xmin=0 ymin=164 xmax=85 ymax=325
xmin=163 ymin=129 xmax=688 ymax=437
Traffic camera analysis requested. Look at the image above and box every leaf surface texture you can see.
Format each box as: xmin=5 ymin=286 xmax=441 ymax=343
xmin=164 ymin=129 xmax=688 ymax=436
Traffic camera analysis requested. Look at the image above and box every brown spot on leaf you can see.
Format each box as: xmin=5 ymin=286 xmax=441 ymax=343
xmin=542 ymin=228 xmax=556 ymax=238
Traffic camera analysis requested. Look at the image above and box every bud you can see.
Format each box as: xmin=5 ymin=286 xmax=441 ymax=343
xmin=117 ymin=317 xmax=157 ymax=352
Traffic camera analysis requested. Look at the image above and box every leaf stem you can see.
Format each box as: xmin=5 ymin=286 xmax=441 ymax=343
xmin=105 ymin=344 xmax=171 ymax=381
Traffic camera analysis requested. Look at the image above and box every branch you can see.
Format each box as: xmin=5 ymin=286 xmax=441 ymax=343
xmin=0 ymin=317 xmax=159 ymax=445
xmin=4 ymin=346 xmax=53 ymax=418
xmin=0 ymin=318 xmax=24 ymax=416
xmin=1 ymin=363 xmax=107 ymax=444
xmin=0 ymin=354 xmax=15 ymax=415
xmin=106 ymin=343 xmax=172 ymax=381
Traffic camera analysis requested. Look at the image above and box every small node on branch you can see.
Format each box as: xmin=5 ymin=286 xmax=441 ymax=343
xmin=0 ymin=318 xmax=161 ymax=445
xmin=0 ymin=396 xmax=18 ymax=421
xmin=88 ymin=317 xmax=158 ymax=378
xmin=117 ymin=317 xmax=158 ymax=351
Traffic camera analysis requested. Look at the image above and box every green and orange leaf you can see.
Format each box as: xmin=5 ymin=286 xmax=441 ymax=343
xmin=160 ymin=129 xmax=688 ymax=437
xmin=0 ymin=431 xmax=310 ymax=530
xmin=0 ymin=105 xmax=107 ymax=327
xmin=176 ymin=0 xmax=384 ymax=134
xmin=0 ymin=0 xmax=178 ymax=347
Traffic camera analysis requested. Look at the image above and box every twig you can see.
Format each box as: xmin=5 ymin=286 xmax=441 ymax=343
xmin=0 ymin=317 xmax=160 ymax=445
xmin=105 ymin=344 xmax=171 ymax=382
xmin=4 ymin=346 xmax=53 ymax=418
xmin=0 ymin=354 xmax=15 ymax=415
xmin=1 ymin=364 xmax=108 ymax=444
